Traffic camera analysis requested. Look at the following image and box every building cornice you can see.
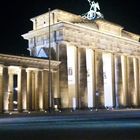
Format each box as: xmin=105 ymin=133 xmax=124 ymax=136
xmin=22 ymin=21 xmax=140 ymax=46
xmin=62 ymin=21 xmax=140 ymax=45
xmin=0 ymin=54 xmax=61 ymax=70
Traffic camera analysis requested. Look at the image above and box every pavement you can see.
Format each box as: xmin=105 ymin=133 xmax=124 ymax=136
xmin=1 ymin=108 xmax=140 ymax=120
xmin=0 ymin=109 xmax=140 ymax=140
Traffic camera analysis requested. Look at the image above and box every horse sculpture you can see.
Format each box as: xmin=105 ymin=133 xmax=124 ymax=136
xmin=83 ymin=0 xmax=104 ymax=20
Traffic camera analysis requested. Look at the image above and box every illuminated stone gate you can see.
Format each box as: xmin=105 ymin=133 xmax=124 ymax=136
xmin=22 ymin=9 xmax=140 ymax=110
xmin=0 ymin=9 xmax=139 ymax=113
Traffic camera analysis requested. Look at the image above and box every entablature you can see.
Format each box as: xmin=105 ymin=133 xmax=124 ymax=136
xmin=62 ymin=22 xmax=140 ymax=56
xmin=22 ymin=22 xmax=64 ymax=40
xmin=0 ymin=54 xmax=61 ymax=71
xmin=22 ymin=20 xmax=140 ymax=57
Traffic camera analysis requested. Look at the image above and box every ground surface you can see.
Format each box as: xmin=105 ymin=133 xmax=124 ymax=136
xmin=0 ymin=109 xmax=140 ymax=140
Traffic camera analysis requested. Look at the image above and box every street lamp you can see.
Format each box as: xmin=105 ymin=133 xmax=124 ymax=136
xmin=48 ymin=8 xmax=52 ymax=112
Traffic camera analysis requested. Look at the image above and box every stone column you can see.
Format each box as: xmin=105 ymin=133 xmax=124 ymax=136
xmin=95 ymin=51 xmax=104 ymax=108
xmin=67 ymin=45 xmax=78 ymax=109
xmin=133 ymin=57 xmax=139 ymax=106
xmin=31 ymin=71 xmax=35 ymax=110
xmin=26 ymin=69 xmax=39 ymax=111
xmin=102 ymin=53 xmax=115 ymax=108
xmin=26 ymin=69 xmax=32 ymax=111
xmin=59 ymin=44 xmax=68 ymax=109
xmin=121 ymin=55 xmax=128 ymax=107
xmin=52 ymin=71 xmax=60 ymax=99
xmin=38 ymin=70 xmax=43 ymax=110
xmin=17 ymin=68 xmax=22 ymax=112
xmin=86 ymin=49 xmax=95 ymax=108
xmin=16 ymin=68 xmax=27 ymax=112
xmin=114 ymin=55 xmax=122 ymax=108
xmin=22 ymin=70 xmax=26 ymax=112
xmin=78 ymin=48 xmax=87 ymax=109
xmin=127 ymin=57 xmax=134 ymax=107
xmin=114 ymin=55 xmax=119 ymax=108
xmin=3 ymin=67 xmax=8 ymax=112
xmin=75 ymin=47 xmax=79 ymax=109
xmin=0 ymin=65 xmax=3 ymax=112
xmin=139 ymin=59 xmax=140 ymax=105
xmin=43 ymin=70 xmax=48 ymax=110
xmin=54 ymin=42 xmax=61 ymax=110
xmin=35 ymin=70 xmax=39 ymax=111
xmin=52 ymin=70 xmax=60 ymax=109
xmin=8 ymin=73 xmax=14 ymax=111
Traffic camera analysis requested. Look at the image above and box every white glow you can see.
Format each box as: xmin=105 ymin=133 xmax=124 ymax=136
xmin=103 ymin=53 xmax=113 ymax=107
xmin=86 ymin=49 xmax=94 ymax=108
xmin=54 ymin=105 xmax=58 ymax=109
xmin=39 ymin=97 xmax=43 ymax=110
xmin=72 ymin=97 xmax=76 ymax=110
xmin=14 ymin=87 xmax=18 ymax=91
xmin=13 ymin=101 xmax=18 ymax=105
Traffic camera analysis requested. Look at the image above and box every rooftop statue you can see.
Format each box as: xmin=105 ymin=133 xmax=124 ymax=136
xmin=82 ymin=0 xmax=104 ymax=20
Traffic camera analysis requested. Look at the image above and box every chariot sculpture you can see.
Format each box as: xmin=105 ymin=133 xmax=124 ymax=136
xmin=82 ymin=0 xmax=104 ymax=20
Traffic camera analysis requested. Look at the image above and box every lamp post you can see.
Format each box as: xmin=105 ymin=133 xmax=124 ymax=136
xmin=48 ymin=8 xmax=52 ymax=112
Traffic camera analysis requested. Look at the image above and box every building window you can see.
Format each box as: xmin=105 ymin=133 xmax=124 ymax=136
xmin=68 ymin=67 xmax=73 ymax=75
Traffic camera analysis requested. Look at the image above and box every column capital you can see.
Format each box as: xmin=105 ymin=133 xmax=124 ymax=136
xmin=8 ymin=66 xmax=23 ymax=74
xmin=26 ymin=67 xmax=39 ymax=72
xmin=0 ymin=65 xmax=4 ymax=74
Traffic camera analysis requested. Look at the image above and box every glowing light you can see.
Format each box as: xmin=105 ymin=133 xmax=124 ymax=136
xmin=14 ymin=87 xmax=18 ymax=91
xmin=13 ymin=101 xmax=18 ymax=105
xmin=9 ymin=112 xmax=12 ymax=115
xmin=54 ymin=105 xmax=59 ymax=111
xmin=72 ymin=97 xmax=76 ymax=110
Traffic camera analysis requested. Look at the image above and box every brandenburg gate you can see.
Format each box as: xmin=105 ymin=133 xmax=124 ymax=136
xmin=0 ymin=7 xmax=140 ymax=113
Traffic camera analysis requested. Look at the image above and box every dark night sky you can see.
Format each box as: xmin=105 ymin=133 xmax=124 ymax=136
xmin=0 ymin=0 xmax=140 ymax=56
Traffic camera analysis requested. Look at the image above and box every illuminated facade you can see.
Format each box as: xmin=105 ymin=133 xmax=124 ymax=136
xmin=0 ymin=9 xmax=140 ymax=113
xmin=0 ymin=54 xmax=60 ymax=112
